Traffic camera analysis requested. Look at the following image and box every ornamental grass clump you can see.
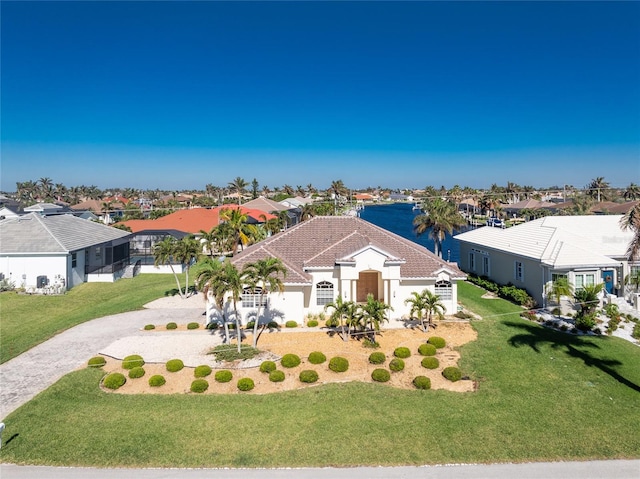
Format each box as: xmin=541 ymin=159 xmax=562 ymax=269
xmin=368 ymin=352 xmax=386 ymax=365
xmin=427 ymin=336 xmax=446 ymax=349
xmin=281 ymin=353 xmax=301 ymax=368
xmin=87 ymin=356 xmax=106 ymax=368
xmin=237 ymin=378 xmax=255 ymax=391
xmin=371 ymin=368 xmax=391 ymax=383
xmin=299 ymin=370 xmax=319 ymax=383
xmin=190 ymin=379 xmax=209 ymax=393
xmin=389 ymin=358 xmax=405 ymax=372
xmin=103 ymin=372 xmax=126 ymax=390
xmin=328 ymin=356 xmax=349 ymax=373
xmin=194 ymin=365 xmax=212 ymax=378
xmin=442 ymin=366 xmax=462 ymax=382
xmin=214 ymin=370 xmax=233 ymax=383
xmin=269 ymin=370 xmax=285 ymax=383
xmin=413 ymin=376 xmax=431 ymax=390
xmin=308 ymin=351 xmax=326 ymax=364
xmin=394 ymin=347 xmax=411 ymax=358
xmin=166 ymin=359 xmax=184 ymax=373
xmin=187 ymin=322 xmax=200 ymax=330
xmin=259 ymin=360 xmax=277 ymax=373
xmin=122 ymin=354 xmax=144 ymax=370
xmin=166 ymin=322 xmax=178 ymax=330
xmin=128 ymin=367 xmax=145 ymax=379
xmin=148 ymin=375 xmax=166 ymax=387
xmin=421 ymin=357 xmax=439 ymax=369
xmin=418 ymin=343 xmax=437 ymax=356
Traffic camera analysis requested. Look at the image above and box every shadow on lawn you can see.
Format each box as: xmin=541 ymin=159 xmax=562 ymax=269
xmin=506 ymin=320 xmax=640 ymax=393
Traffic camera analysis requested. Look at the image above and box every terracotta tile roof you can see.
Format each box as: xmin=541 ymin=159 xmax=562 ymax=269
xmin=231 ymin=216 xmax=465 ymax=285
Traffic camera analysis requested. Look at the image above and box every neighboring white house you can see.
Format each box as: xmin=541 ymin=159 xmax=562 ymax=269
xmin=454 ymin=215 xmax=636 ymax=307
xmin=206 ymin=215 xmax=466 ymax=325
xmin=0 ymin=213 xmax=132 ymax=291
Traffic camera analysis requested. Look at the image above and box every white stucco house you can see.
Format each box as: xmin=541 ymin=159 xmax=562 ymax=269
xmin=207 ymin=215 xmax=466 ymax=325
xmin=454 ymin=215 xmax=636 ymax=308
xmin=0 ymin=213 xmax=132 ymax=292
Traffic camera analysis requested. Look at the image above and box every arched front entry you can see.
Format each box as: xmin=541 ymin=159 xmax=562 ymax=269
xmin=357 ymin=271 xmax=381 ymax=302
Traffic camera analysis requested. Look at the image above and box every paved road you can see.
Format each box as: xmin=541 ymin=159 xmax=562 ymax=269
xmin=0 ymin=307 xmax=204 ymax=419
xmin=1 ymin=460 xmax=639 ymax=479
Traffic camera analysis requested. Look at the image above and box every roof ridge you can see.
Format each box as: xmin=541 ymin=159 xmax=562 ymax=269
xmin=304 ymin=230 xmax=364 ymax=264
xmin=32 ymin=213 xmax=69 ymax=252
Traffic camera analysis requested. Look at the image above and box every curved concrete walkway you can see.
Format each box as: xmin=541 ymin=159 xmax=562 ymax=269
xmin=0 ymin=306 xmax=204 ymax=420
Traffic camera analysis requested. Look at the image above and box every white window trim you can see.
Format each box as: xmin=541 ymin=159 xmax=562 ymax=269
xmin=316 ymin=281 xmax=334 ymax=306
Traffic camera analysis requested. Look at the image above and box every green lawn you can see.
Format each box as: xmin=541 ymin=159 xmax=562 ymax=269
xmin=0 ymin=274 xmax=181 ymax=364
xmin=0 ymin=281 xmax=639 ymax=467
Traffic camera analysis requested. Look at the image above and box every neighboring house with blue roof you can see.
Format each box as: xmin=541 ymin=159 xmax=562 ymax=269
xmin=454 ymin=215 xmax=636 ymax=307
xmin=0 ymin=213 xmax=132 ymax=292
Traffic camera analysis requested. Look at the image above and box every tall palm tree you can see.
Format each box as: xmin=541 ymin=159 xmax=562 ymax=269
xmin=620 ymin=203 xmax=640 ymax=261
xmin=624 ymin=183 xmax=640 ymax=201
xmin=423 ymin=290 xmax=445 ymax=330
xmin=220 ymin=207 xmax=257 ymax=253
xmin=153 ymin=237 xmax=184 ymax=298
xmin=228 ymin=177 xmax=247 ymax=205
xmin=329 ymin=179 xmax=348 ymax=199
xmin=357 ymin=294 xmax=392 ymax=343
xmin=282 ymin=184 xmax=295 ymax=196
xmin=242 ymin=257 xmax=287 ymax=346
xmin=38 ymin=177 xmax=54 ymax=201
xmin=585 ymin=177 xmax=610 ymax=202
xmin=194 ymin=257 xmax=229 ymax=343
xmin=413 ymin=198 xmax=466 ymax=258
xmin=199 ymin=227 xmax=219 ymax=258
xmin=175 ymin=235 xmax=202 ymax=297
xmin=215 ymin=261 xmax=246 ymax=352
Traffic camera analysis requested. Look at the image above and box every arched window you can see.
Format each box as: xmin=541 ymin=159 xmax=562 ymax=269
xmin=316 ymin=281 xmax=334 ymax=306
xmin=242 ymin=286 xmax=265 ymax=308
xmin=435 ymin=280 xmax=452 ymax=301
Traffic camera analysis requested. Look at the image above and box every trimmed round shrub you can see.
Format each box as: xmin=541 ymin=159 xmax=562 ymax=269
xmin=103 ymin=372 xmax=126 ymax=390
xmin=190 ymin=379 xmax=209 ymax=393
xmin=128 ymin=366 xmax=145 ymax=379
xmin=245 ymin=321 xmax=255 ymax=329
xmin=143 ymin=324 xmax=155 ymax=330
xmin=122 ymin=354 xmax=144 ymax=370
xmin=187 ymin=322 xmax=200 ymax=330
xmin=428 ymin=336 xmax=446 ymax=349
xmin=148 ymin=375 xmax=166 ymax=387
xmin=299 ymin=370 xmax=319 ymax=383
xmin=307 ymin=320 xmax=319 ymax=327
xmin=214 ymin=370 xmax=233 ymax=383
xmin=267 ymin=321 xmax=279 ymax=329
xmin=285 ymin=320 xmax=298 ymax=328
xmin=166 ymin=359 xmax=184 ymax=372
xmin=442 ymin=366 xmax=462 ymax=382
xmin=421 ymin=357 xmax=440 ymax=369
xmin=371 ymin=368 xmax=391 ymax=383
xmin=260 ymin=360 xmax=277 ymax=373
xmin=329 ymin=356 xmax=349 ymax=373
xmin=389 ymin=358 xmax=405 ymax=372
xmin=87 ymin=356 xmax=106 ymax=368
xmin=418 ymin=343 xmax=437 ymax=356
xmin=281 ymin=353 xmax=301 ymax=368
xmin=394 ymin=347 xmax=411 ymax=358
xmin=308 ymin=351 xmax=327 ymax=365
xmin=166 ymin=322 xmax=178 ymax=330
xmin=413 ymin=376 xmax=431 ymax=390
xmin=368 ymin=352 xmax=386 ymax=365
xmin=237 ymin=377 xmax=255 ymax=391
xmin=269 ymin=370 xmax=285 ymax=383
xmin=194 ymin=365 xmax=212 ymax=378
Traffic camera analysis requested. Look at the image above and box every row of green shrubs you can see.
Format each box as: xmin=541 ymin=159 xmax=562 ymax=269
xmin=467 ymin=274 xmax=536 ymax=308
xmin=144 ymin=322 xmax=201 ymax=331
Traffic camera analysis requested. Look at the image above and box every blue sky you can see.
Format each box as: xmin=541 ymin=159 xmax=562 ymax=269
xmin=2 ymin=1 xmax=639 ymax=192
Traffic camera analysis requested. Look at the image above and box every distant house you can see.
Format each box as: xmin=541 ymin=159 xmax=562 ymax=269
xmin=454 ymin=215 xmax=636 ymax=307
xmin=503 ymin=199 xmax=556 ymax=217
xmin=71 ymin=199 xmax=125 ymax=224
xmin=0 ymin=213 xmax=132 ymax=291
xmin=207 ymin=216 xmax=466 ymax=325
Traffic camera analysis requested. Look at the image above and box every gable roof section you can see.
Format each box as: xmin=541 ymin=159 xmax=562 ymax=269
xmin=454 ymin=215 xmax=633 ymax=267
xmin=231 ymin=216 xmax=465 ymax=285
xmin=0 ymin=213 xmax=131 ymax=254
xmin=242 ymin=197 xmax=291 ymax=213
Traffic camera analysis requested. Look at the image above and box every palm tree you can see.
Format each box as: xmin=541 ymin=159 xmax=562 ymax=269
xmin=282 ymin=184 xmax=295 ymax=196
xmin=199 ymin=227 xmax=218 ymax=258
xmin=620 ymin=203 xmax=640 ymax=261
xmin=38 ymin=177 xmax=54 ymax=201
xmin=228 ymin=177 xmax=247 ymax=205
xmin=404 ymin=290 xmax=429 ymax=332
xmin=574 ymin=283 xmax=604 ymax=316
xmin=623 ymin=183 xmax=640 ymax=201
xmin=357 ymin=294 xmax=392 ymax=343
xmin=324 ymin=295 xmax=357 ymax=341
xmin=216 ymin=261 xmax=246 ymax=352
xmin=242 ymin=257 xmax=287 ymax=347
xmin=545 ymin=277 xmax=574 ymax=314
xmin=585 ymin=177 xmax=610 ymax=202
xmin=329 ymin=179 xmax=348 ymax=200
xmin=251 ymin=178 xmax=259 ymax=199
xmin=175 ymin=235 xmax=202 ymax=297
xmin=413 ymin=198 xmax=466 ymax=258
xmin=424 ymin=290 xmax=445 ymax=330
xmin=153 ymin=237 xmax=184 ymax=298
xmin=220 ymin=207 xmax=257 ymax=253
xmin=194 ymin=257 xmax=229 ymax=343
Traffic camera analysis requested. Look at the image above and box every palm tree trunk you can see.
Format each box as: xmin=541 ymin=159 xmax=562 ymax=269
xmin=169 ymin=265 xmax=185 ymax=299
xmin=252 ymin=292 xmax=265 ymax=347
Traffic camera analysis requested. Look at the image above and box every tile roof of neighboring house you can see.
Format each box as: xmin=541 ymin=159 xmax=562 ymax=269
xmin=242 ymin=196 xmax=291 ymax=213
xmin=354 ymin=193 xmax=374 ymax=200
xmin=0 ymin=213 xmax=131 ymax=254
xmin=70 ymin=199 xmax=124 ymax=214
xmin=231 ymin=216 xmax=465 ymax=285
xmin=591 ymin=201 xmax=639 ymax=215
xmin=454 ymin=215 xmax=633 ymax=268
xmin=120 ymin=206 xmax=276 ymax=234
xmin=503 ymin=199 xmax=556 ymax=211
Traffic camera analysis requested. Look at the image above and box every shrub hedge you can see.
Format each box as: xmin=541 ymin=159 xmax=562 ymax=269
xmin=371 ymin=368 xmax=391 ymax=382
xmin=148 ymin=375 xmax=166 ymax=387
xmin=393 ymin=347 xmax=411 ymax=358
xmin=128 ymin=366 xmax=145 ymax=379
xmin=389 ymin=358 xmax=405 ymax=372
xmin=194 ymin=365 xmax=212 ymax=378
xmin=237 ymin=378 xmax=255 ymax=391
xmin=166 ymin=359 xmax=184 ymax=373
xmin=421 ymin=357 xmax=439 ymax=369
xmin=187 ymin=322 xmax=200 ymax=330
xmin=214 ymin=370 xmax=233 ymax=383
xmin=418 ymin=343 xmax=437 ymax=356
xmin=103 ymin=372 xmax=126 ymax=390
xmin=427 ymin=336 xmax=446 ymax=349
xmin=299 ymin=370 xmax=319 ymax=383
xmin=281 ymin=354 xmax=301 ymax=368
xmin=122 ymin=354 xmax=144 ymax=370
xmin=413 ymin=376 xmax=431 ymax=390
xmin=368 ymin=352 xmax=386 ymax=365
xmin=307 ymin=320 xmax=319 ymax=327
xmin=269 ymin=370 xmax=285 ymax=382
xmin=166 ymin=322 xmax=178 ymax=330
xmin=190 ymin=379 xmax=209 ymax=393
xmin=329 ymin=356 xmax=349 ymax=373
xmin=442 ymin=366 xmax=462 ymax=382
xmin=87 ymin=356 xmax=106 ymax=368
xmin=285 ymin=321 xmax=298 ymax=328
xmin=259 ymin=361 xmax=277 ymax=373
xmin=308 ymin=351 xmax=327 ymax=364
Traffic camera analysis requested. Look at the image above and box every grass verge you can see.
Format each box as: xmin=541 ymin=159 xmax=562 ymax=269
xmin=0 ymin=274 xmax=181 ymax=364
xmin=0 ymin=281 xmax=639 ymax=467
